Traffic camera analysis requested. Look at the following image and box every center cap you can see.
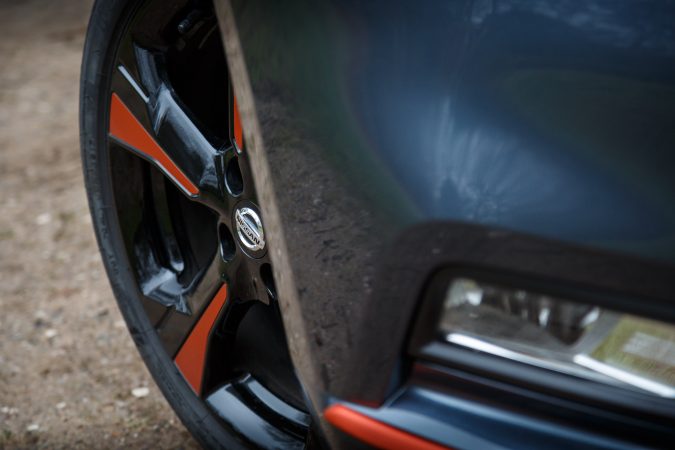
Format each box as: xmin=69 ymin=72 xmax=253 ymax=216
xmin=234 ymin=206 xmax=265 ymax=253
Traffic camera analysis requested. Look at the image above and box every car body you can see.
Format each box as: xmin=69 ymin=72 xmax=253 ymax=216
xmin=217 ymin=0 xmax=675 ymax=448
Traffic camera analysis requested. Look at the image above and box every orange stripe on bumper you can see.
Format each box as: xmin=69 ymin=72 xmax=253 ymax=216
xmin=324 ymin=404 xmax=450 ymax=450
xmin=174 ymin=284 xmax=229 ymax=395
xmin=109 ymin=92 xmax=199 ymax=196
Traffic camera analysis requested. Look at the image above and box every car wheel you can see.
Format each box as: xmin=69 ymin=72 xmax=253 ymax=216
xmin=80 ymin=0 xmax=311 ymax=447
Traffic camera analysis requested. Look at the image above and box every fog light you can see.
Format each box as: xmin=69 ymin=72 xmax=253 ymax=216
xmin=440 ymin=278 xmax=675 ymax=398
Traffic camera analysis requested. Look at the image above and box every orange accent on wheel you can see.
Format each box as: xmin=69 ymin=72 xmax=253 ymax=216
xmin=233 ymin=94 xmax=243 ymax=151
xmin=324 ymin=404 xmax=451 ymax=450
xmin=109 ymin=92 xmax=199 ymax=196
xmin=174 ymin=284 xmax=229 ymax=395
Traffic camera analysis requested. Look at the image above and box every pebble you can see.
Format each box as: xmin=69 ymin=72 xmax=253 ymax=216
xmin=131 ymin=387 xmax=149 ymax=398
xmin=35 ymin=213 xmax=51 ymax=225
xmin=1 ymin=406 xmax=18 ymax=415
xmin=44 ymin=328 xmax=58 ymax=339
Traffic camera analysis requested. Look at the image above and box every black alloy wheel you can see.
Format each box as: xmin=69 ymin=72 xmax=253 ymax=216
xmin=80 ymin=0 xmax=311 ymax=447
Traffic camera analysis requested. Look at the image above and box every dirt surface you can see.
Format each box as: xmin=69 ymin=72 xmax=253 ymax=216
xmin=0 ymin=0 xmax=199 ymax=448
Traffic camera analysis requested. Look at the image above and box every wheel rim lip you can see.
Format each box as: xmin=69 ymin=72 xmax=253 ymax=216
xmin=95 ymin=0 xmax=311 ymax=442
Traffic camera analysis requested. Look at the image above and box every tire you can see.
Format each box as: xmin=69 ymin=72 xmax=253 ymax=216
xmin=80 ymin=0 xmax=310 ymax=448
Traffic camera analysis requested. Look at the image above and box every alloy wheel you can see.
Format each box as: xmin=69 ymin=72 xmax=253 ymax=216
xmin=81 ymin=0 xmax=311 ymax=447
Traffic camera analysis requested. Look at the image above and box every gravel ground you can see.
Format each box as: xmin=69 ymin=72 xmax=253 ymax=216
xmin=0 ymin=0 xmax=199 ymax=448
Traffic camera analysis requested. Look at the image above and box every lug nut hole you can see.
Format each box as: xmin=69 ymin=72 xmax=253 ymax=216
xmin=219 ymin=223 xmax=236 ymax=262
xmin=225 ymin=156 xmax=243 ymax=196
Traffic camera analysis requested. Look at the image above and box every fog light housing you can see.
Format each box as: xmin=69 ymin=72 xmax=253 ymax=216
xmin=440 ymin=278 xmax=675 ymax=398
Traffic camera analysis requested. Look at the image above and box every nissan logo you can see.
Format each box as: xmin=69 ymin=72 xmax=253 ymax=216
xmin=234 ymin=207 xmax=265 ymax=252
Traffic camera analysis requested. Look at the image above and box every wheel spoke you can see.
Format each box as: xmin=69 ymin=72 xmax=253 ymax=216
xmin=109 ymin=47 xmax=228 ymax=211
xmin=174 ymin=283 xmax=229 ymax=395
xmin=156 ymin=252 xmax=247 ymax=396
xmin=155 ymin=253 xmax=230 ymax=354
xmin=109 ymin=91 xmax=201 ymax=196
xmin=153 ymin=244 xmax=275 ymax=396
xmin=232 ymin=93 xmax=243 ymax=152
xmin=135 ymin=47 xmax=222 ymax=195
